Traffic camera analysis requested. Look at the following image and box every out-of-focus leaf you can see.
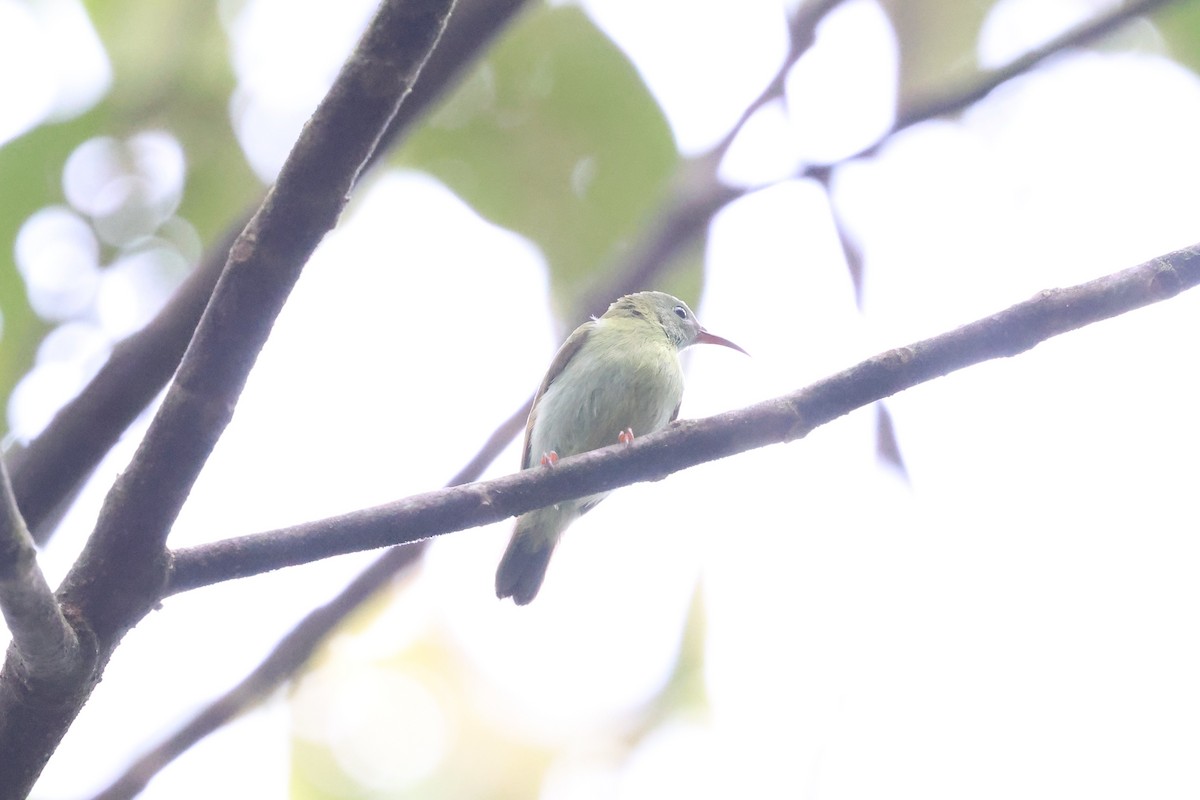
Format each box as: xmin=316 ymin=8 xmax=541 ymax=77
xmin=291 ymin=634 xmax=555 ymax=800
xmin=395 ymin=4 xmax=680 ymax=313
xmin=638 ymin=580 xmax=708 ymax=728
xmin=1155 ymin=2 xmax=1200 ymax=75
xmin=80 ymin=0 xmax=259 ymax=246
xmin=0 ymin=114 xmax=97 ymax=424
xmin=878 ymin=0 xmax=993 ymax=112
xmin=0 ymin=1 xmax=259 ymax=428
xmin=875 ymin=401 xmax=909 ymax=481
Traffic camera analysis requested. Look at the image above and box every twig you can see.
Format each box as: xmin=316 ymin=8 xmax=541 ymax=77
xmin=712 ymin=0 xmax=850 ymax=159
xmin=586 ymin=0 xmax=850 ymax=315
xmin=168 ymin=242 xmax=1200 ymax=591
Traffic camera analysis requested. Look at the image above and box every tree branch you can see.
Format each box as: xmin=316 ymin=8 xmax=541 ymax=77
xmin=0 ymin=2 xmax=456 ymax=795
xmin=887 ymin=0 xmax=1178 ymax=143
xmin=795 ymin=0 xmax=1179 ymax=178
xmin=168 ymin=242 xmax=1200 ymax=593
xmin=585 ymin=0 xmax=849 ymax=315
xmin=0 ymin=456 xmax=90 ymax=688
xmin=586 ymin=0 xmax=1179 ymax=317
xmin=812 ymin=0 xmax=1177 ymax=306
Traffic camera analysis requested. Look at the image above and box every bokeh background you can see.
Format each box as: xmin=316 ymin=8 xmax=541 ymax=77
xmin=5 ymin=0 xmax=1200 ymax=797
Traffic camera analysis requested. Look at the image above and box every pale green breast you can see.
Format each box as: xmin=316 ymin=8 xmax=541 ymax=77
xmin=529 ymin=317 xmax=684 ymax=463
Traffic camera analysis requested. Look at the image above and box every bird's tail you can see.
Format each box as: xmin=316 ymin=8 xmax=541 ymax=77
xmin=496 ymin=511 xmax=563 ymax=605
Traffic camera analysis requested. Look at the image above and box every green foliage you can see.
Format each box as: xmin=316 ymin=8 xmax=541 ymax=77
xmin=395 ymin=4 xmax=680 ymax=316
xmin=289 ymin=633 xmax=557 ymax=800
xmin=0 ymin=0 xmax=259 ymax=428
xmin=0 ymin=111 xmax=96 ymax=420
xmin=81 ymin=0 xmax=258 ymax=241
xmin=1156 ymin=1 xmax=1200 ymax=75
xmin=878 ymin=0 xmax=991 ymax=109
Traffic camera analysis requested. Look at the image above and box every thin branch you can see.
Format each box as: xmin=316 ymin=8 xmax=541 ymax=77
xmin=9 ymin=0 xmax=530 ymax=547
xmin=850 ymin=0 xmax=1179 ymax=163
xmin=711 ymin=0 xmax=850 ymax=159
xmin=584 ymin=0 xmax=1179 ymax=318
xmin=0 ymin=456 xmax=89 ymax=687
xmin=0 ymin=2 xmax=457 ymax=795
xmin=811 ymin=0 xmax=1178 ymax=305
xmin=591 ymin=0 xmax=849 ymax=314
xmin=168 ymin=242 xmax=1200 ymax=592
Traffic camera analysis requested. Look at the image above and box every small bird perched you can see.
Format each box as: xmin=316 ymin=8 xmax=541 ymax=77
xmin=496 ymin=290 xmax=746 ymax=605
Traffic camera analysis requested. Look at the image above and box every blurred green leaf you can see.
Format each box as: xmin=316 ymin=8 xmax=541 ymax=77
xmin=395 ymin=4 xmax=680 ymax=314
xmin=82 ymin=0 xmax=259 ymax=241
xmin=291 ymin=632 xmax=555 ymax=800
xmin=0 ymin=1 xmax=259 ymax=428
xmin=878 ymin=0 xmax=994 ymax=111
xmin=0 ymin=113 xmax=95 ymax=428
xmin=1156 ymin=1 xmax=1200 ymax=75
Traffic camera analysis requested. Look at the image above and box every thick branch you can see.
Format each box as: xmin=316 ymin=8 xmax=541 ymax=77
xmin=169 ymin=242 xmax=1200 ymax=593
xmin=0 ymin=457 xmax=89 ymax=687
xmin=0 ymin=2 xmax=456 ymax=796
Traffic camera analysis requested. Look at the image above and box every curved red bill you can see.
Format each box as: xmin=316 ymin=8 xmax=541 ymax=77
xmin=695 ymin=329 xmax=749 ymax=355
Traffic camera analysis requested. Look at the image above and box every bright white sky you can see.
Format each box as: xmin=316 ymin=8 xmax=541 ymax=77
xmin=6 ymin=0 xmax=1200 ymax=798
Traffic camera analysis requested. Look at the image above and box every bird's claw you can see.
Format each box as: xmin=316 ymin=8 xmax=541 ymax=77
xmin=540 ymin=451 xmax=559 ymax=467
xmin=617 ymin=427 xmax=635 ymax=445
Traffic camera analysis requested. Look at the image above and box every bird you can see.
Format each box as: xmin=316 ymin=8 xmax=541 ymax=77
xmin=495 ymin=290 xmax=746 ymax=605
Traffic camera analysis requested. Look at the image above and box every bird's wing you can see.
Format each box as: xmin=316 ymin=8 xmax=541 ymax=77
xmin=522 ymin=322 xmax=594 ymax=470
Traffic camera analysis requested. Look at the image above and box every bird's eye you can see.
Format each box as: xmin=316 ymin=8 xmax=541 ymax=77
xmin=673 ymin=306 xmax=687 ymax=320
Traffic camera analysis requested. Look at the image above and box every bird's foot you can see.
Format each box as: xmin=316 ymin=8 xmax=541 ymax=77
xmin=539 ymin=451 xmax=559 ymax=467
xmin=617 ymin=427 xmax=635 ymax=445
